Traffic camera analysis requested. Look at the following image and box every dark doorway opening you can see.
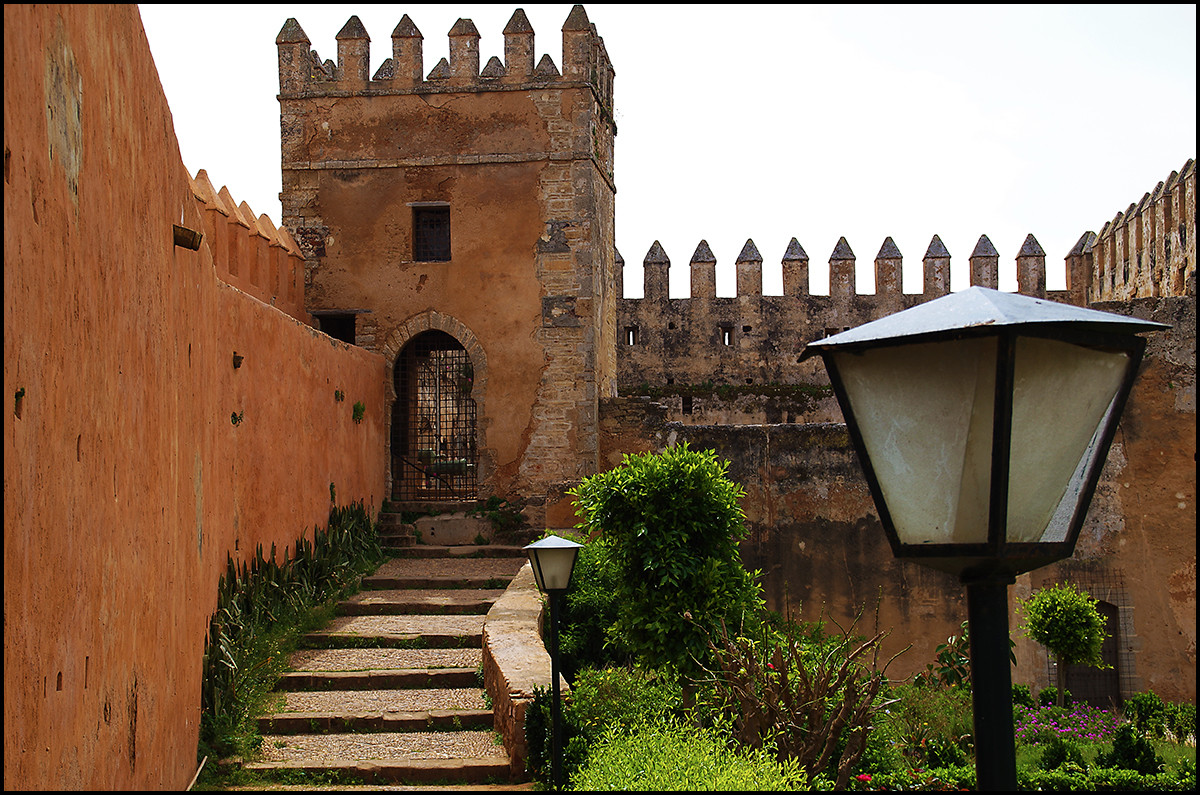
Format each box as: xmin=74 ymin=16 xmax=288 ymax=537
xmin=392 ymin=330 xmax=477 ymax=501
xmin=1063 ymin=600 xmax=1122 ymax=708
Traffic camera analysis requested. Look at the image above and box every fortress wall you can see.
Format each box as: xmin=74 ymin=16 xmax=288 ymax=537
xmin=1087 ymin=160 xmax=1196 ymax=303
xmin=600 ymin=296 xmax=1195 ymax=699
xmin=618 ymin=234 xmax=1075 ymax=391
xmin=3 ymin=6 xmax=386 ymax=789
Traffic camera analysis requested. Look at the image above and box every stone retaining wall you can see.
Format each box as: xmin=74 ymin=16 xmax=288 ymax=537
xmin=481 ymin=562 xmax=563 ymax=779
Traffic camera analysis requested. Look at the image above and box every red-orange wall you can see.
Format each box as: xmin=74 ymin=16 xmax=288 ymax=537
xmin=3 ymin=5 xmax=386 ymax=789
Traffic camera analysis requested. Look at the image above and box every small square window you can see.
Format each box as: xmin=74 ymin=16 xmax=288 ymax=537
xmin=413 ymin=206 xmax=451 ymax=262
xmin=317 ymin=313 xmax=356 ymax=344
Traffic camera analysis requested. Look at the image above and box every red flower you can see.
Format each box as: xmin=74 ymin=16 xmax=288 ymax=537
xmin=856 ymin=773 xmax=872 ymax=783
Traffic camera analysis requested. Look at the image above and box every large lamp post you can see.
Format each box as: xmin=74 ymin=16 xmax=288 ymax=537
xmin=523 ymin=534 xmax=583 ymax=791
xmin=800 ymin=286 xmax=1166 ymax=790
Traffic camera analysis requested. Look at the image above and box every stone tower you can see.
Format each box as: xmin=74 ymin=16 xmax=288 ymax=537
xmin=276 ymin=6 xmax=617 ymax=525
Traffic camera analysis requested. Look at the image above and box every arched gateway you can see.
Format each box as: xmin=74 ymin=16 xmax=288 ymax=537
xmin=391 ymin=330 xmax=478 ymax=502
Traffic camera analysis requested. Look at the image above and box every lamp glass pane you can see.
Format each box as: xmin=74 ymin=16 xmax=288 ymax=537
xmin=529 ymin=546 xmax=578 ymax=591
xmin=833 ymin=337 xmax=997 ymax=545
xmin=1006 ymin=337 xmax=1130 ymax=542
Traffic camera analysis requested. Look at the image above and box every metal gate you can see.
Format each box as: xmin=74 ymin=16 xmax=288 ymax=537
xmin=392 ymin=330 xmax=477 ymax=501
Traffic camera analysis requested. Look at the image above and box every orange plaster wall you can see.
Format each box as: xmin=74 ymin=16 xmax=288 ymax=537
xmin=3 ymin=5 xmax=386 ymax=789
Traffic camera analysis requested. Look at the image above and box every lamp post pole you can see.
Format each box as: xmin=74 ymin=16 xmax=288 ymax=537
xmin=965 ymin=574 xmax=1018 ymax=791
xmin=549 ymin=586 xmax=564 ymax=791
xmin=523 ymin=534 xmax=582 ymax=793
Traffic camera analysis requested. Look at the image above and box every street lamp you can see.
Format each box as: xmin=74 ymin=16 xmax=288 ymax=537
xmin=523 ymin=534 xmax=583 ymax=791
xmin=800 ymin=286 xmax=1166 ymax=790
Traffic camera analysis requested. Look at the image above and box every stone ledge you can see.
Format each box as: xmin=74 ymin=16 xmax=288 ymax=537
xmin=481 ymin=562 xmax=566 ymax=779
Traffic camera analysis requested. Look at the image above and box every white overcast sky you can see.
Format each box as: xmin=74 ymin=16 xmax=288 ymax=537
xmin=139 ymin=4 xmax=1196 ymax=297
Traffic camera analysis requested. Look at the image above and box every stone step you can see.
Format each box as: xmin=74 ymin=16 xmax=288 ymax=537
xmin=244 ymin=751 xmax=512 ymax=786
xmin=364 ymin=556 xmax=525 ymax=589
xmin=288 ymin=647 xmax=481 ymax=672
xmin=302 ymin=614 xmax=486 ymax=649
xmin=270 ymin=688 xmax=488 ymax=717
xmin=274 ymin=668 xmax=479 ymax=691
xmin=389 ymin=544 xmax=527 ymax=559
xmin=258 ymin=709 xmax=494 ymax=734
xmin=337 ymin=588 xmax=503 ymax=616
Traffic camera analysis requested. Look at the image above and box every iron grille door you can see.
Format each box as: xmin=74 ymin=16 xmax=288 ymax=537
xmin=393 ymin=331 xmax=477 ymax=501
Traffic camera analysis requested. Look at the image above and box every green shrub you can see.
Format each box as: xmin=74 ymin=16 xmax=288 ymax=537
xmin=1096 ymin=723 xmax=1165 ymax=776
xmin=198 ymin=501 xmax=383 ymax=765
xmin=558 ymin=535 xmax=631 ymax=678
xmin=1125 ymin=690 xmax=1168 ymax=738
xmin=524 ymin=685 xmax=585 ymax=787
xmin=569 ymin=666 xmax=682 ymax=739
xmin=1167 ymin=701 xmax=1196 ymax=744
xmin=912 ymin=621 xmax=972 ymax=691
xmin=884 ymin=683 xmax=974 ymax=772
xmin=525 ymin=666 xmax=683 ymax=788
xmin=700 ymin=607 xmax=895 ymax=789
xmin=1039 ymin=686 xmax=1073 ymax=707
xmin=568 ymin=444 xmax=764 ymax=679
xmin=1012 ymin=683 xmax=1035 ymax=709
xmin=1038 ymin=735 xmax=1087 ymax=771
xmin=568 ymin=716 xmax=806 ymax=791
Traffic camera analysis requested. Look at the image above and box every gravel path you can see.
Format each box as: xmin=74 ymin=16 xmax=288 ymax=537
xmin=372 ymin=558 xmax=526 ymax=579
xmin=278 ymin=687 xmax=487 ymax=713
xmin=290 ymin=648 xmax=482 ymax=672
xmin=257 ymin=730 xmax=507 ymax=762
xmin=315 ymin=614 xmax=486 ymax=637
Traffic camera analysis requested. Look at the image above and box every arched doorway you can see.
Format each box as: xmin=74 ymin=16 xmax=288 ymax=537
xmin=392 ymin=330 xmax=477 ymax=502
xmin=1063 ymin=599 xmax=1122 ymax=708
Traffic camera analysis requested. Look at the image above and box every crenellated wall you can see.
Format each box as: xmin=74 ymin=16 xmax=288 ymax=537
xmin=600 ymin=294 xmax=1196 ymax=699
xmin=4 ymin=6 xmax=386 ymax=789
xmin=1079 ymin=159 xmax=1196 ymax=303
xmin=618 ymin=232 xmax=1071 ymax=390
xmin=191 ymin=171 xmax=311 ymax=325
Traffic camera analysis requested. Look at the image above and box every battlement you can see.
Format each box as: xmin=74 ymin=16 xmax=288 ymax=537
xmin=1082 ymin=158 xmax=1196 ymax=302
xmin=275 ymin=5 xmax=614 ymax=112
xmin=190 ymin=169 xmax=309 ymax=324
xmin=622 ymin=231 xmax=1062 ymax=305
xmin=617 ymin=233 xmax=1079 ymax=389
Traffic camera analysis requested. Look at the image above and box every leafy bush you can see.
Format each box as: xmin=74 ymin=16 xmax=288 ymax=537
xmin=1018 ymin=583 xmax=1109 ymax=707
xmin=525 ymin=666 xmax=682 ymax=788
xmin=912 ymin=621 xmax=971 ymax=690
xmin=558 ymin=535 xmax=631 ymax=678
xmin=1125 ymin=690 xmax=1168 ymax=738
xmin=1167 ymin=701 xmax=1196 ymax=744
xmin=698 ymin=606 xmax=896 ymax=789
xmin=568 ymin=716 xmax=806 ymax=791
xmin=885 ymin=683 xmax=975 ymax=771
xmin=1038 ymin=735 xmax=1087 ymax=770
xmin=1012 ymin=683 xmax=1035 ymax=709
xmin=568 ymin=444 xmax=763 ymax=679
xmin=1096 ymin=723 xmax=1165 ymax=775
xmin=1039 ymin=686 xmax=1073 ymax=707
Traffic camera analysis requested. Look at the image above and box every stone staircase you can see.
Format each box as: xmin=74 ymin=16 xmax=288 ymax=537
xmin=242 ymin=509 xmax=534 ymax=788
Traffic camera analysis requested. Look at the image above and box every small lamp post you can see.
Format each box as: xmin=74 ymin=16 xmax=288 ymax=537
xmin=800 ymin=286 xmax=1166 ymax=790
xmin=523 ymin=534 xmax=583 ymax=791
